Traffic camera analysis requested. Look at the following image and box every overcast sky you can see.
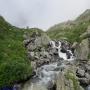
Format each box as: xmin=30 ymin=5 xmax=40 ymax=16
xmin=0 ymin=0 xmax=90 ymax=30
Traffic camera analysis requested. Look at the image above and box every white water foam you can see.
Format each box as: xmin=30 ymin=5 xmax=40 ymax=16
xmin=50 ymin=40 xmax=74 ymax=61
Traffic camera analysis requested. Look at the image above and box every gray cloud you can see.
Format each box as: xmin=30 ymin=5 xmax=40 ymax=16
xmin=0 ymin=0 xmax=89 ymax=30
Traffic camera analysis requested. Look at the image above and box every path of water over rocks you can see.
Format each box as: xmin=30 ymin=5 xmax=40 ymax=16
xmin=21 ymin=40 xmax=75 ymax=90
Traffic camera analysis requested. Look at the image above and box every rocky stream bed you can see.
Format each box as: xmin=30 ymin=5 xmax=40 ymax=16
xmin=2 ymin=31 xmax=90 ymax=90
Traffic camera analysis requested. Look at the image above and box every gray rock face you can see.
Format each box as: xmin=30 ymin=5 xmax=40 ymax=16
xmin=71 ymin=42 xmax=78 ymax=49
xmin=23 ymin=39 xmax=30 ymax=47
xmin=75 ymin=39 xmax=89 ymax=61
xmin=56 ymin=72 xmax=66 ymax=90
xmin=85 ymin=73 xmax=90 ymax=79
xmin=79 ymin=78 xmax=89 ymax=85
xmin=76 ymin=63 xmax=90 ymax=86
xmin=56 ymin=68 xmax=84 ymax=90
xmin=31 ymin=61 xmax=37 ymax=70
xmin=23 ymin=32 xmax=52 ymax=69
xmin=85 ymin=65 xmax=90 ymax=73
xmin=76 ymin=68 xmax=85 ymax=77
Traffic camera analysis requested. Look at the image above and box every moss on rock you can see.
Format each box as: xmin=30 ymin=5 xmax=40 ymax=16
xmin=65 ymin=70 xmax=81 ymax=90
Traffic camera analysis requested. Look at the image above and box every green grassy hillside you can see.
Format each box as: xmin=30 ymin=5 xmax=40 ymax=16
xmin=47 ymin=9 xmax=90 ymax=43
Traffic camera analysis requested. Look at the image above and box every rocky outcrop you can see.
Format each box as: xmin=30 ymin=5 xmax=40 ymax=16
xmin=76 ymin=68 xmax=85 ymax=77
xmin=56 ymin=65 xmax=84 ymax=90
xmin=76 ymin=62 xmax=90 ymax=87
xmin=74 ymin=26 xmax=90 ymax=62
xmin=56 ymin=72 xmax=66 ymax=90
xmin=23 ymin=31 xmax=51 ymax=70
xmin=71 ymin=26 xmax=90 ymax=88
xmin=75 ymin=38 xmax=89 ymax=61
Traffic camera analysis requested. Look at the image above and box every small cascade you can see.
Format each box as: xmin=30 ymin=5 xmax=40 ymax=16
xmin=50 ymin=40 xmax=74 ymax=61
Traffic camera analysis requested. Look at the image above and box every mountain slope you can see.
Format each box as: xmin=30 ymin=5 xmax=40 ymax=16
xmin=47 ymin=9 xmax=90 ymax=43
xmin=76 ymin=9 xmax=90 ymax=22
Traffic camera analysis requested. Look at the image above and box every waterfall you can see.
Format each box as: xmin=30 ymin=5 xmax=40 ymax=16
xmin=50 ymin=40 xmax=74 ymax=61
xmin=50 ymin=41 xmax=56 ymax=48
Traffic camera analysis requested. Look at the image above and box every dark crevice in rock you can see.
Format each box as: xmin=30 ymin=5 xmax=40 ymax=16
xmin=49 ymin=84 xmax=56 ymax=90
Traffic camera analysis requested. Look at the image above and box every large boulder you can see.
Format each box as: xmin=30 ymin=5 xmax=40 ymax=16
xmin=75 ymin=38 xmax=89 ymax=61
xmin=33 ymin=33 xmax=51 ymax=48
xmin=56 ymin=72 xmax=66 ymax=90
xmin=76 ymin=63 xmax=90 ymax=87
xmin=78 ymin=78 xmax=90 ymax=86
xmin=76 ymin=68 xmax=85 ymax=77
xmin=56 ymin=67 xmax=84 ymax=90
xmin=85 ymin=64 xmax=90 ymax=73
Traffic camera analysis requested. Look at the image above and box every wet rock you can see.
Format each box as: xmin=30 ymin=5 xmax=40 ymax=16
xmin=85 ymin=73 xmax=90 ymax=80
xmin=31 ymin=61 xmax=37 ymax=70
xmin=57 ymin=61 xmax=63 ymax=66
xmin=66 ymin=50 xmax=72 ymax=59
xmin=85 ymin=65 xmax=90 ymax=73
xmin=40 ymin=51 xmax=50 ymax=59
xmin=23 ymin=39 xmax=30 ymax=47
xmin=27 ymin=52 xmax=35 ymax=59
xmin=76 ymin=63 xmax=90 ymax=88
xmin=51 ymin=48 xmax=58 ymax=55
xmin=86 ymin=85 xmax=90 ymax=90
xmin=27 ymin=44 xmax=36 ymax=51
xmin=13 ymin=84 xmax=21 ymax=90
xmin=78 ymin=78 xmax=90 ymax=86
xmin=34 ymin=55 xmax=39 ymax=60
xmin=71 ymin=42 xmax=78 ymax=53
xmin=76 ymin=68 xmax=85 ymax=77
xmin=60 ymin=48 xmax=67 ymax=53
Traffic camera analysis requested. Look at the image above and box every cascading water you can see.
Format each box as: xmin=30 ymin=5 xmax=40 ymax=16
xmin=50 ymin=40 xmax=74 ymax=61
xmin=21 ymin=41 xmax=75 ymax=90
